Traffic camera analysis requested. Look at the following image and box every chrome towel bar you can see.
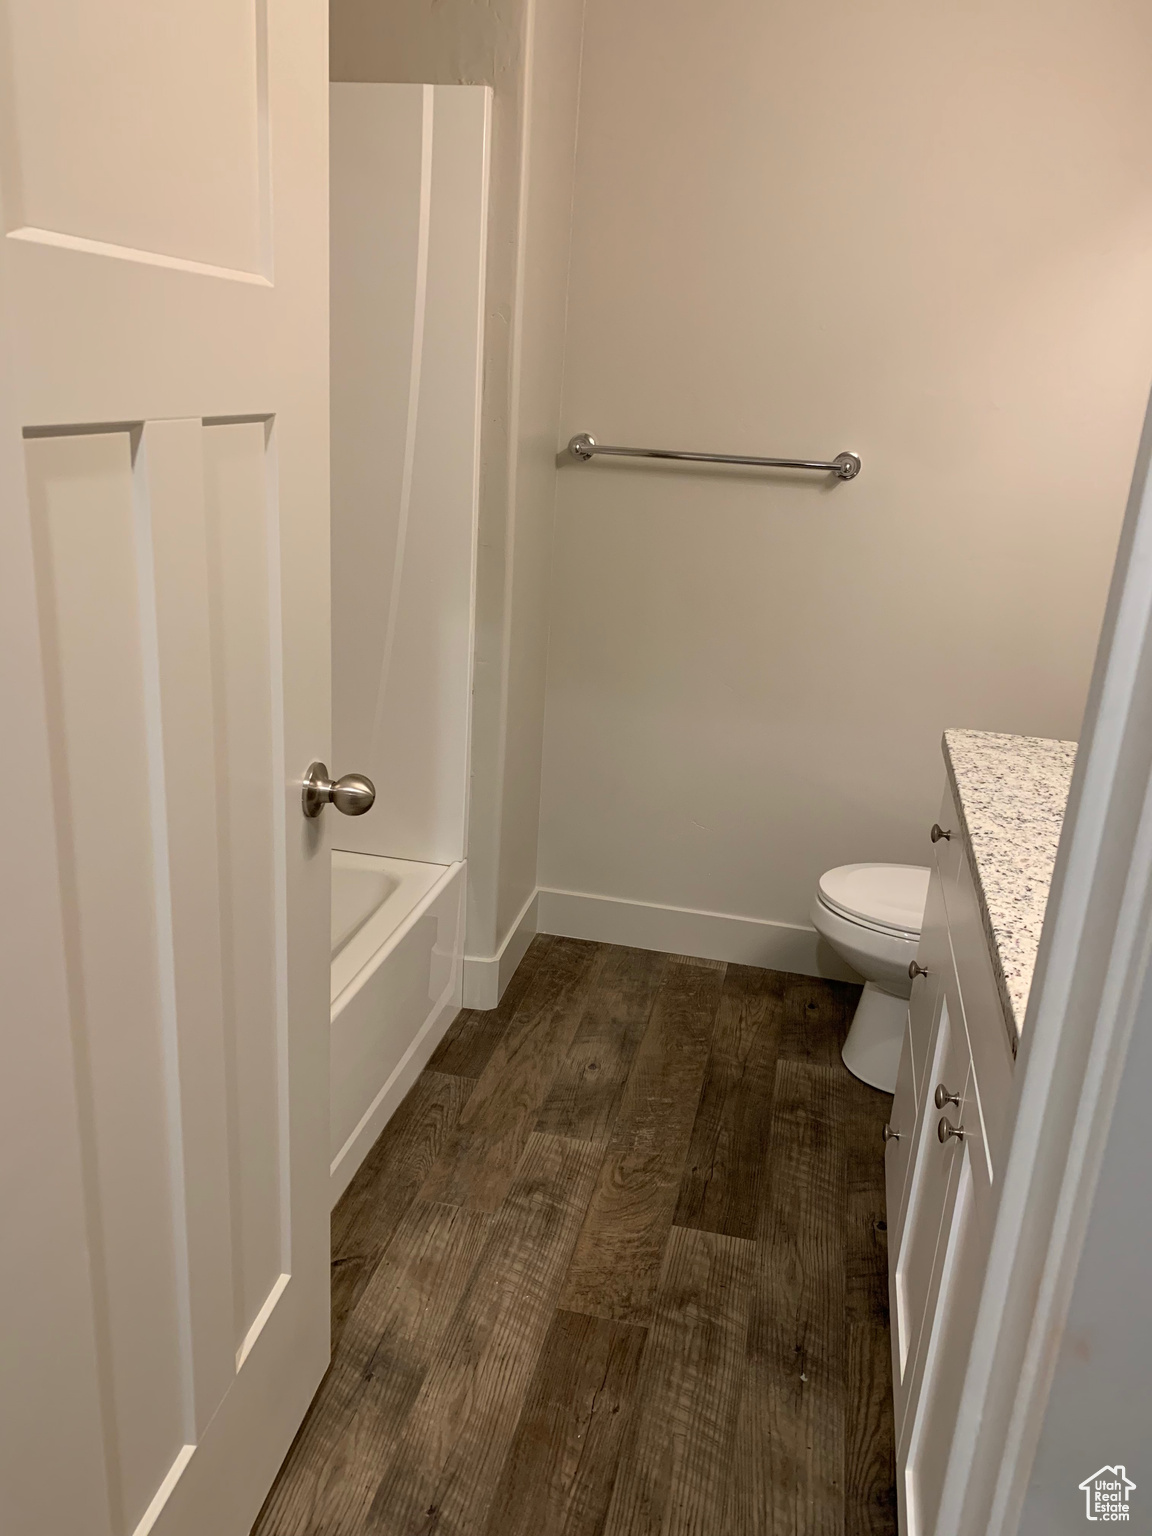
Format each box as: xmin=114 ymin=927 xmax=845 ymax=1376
xmin=567 ymin=432 xmax=861 ymax=481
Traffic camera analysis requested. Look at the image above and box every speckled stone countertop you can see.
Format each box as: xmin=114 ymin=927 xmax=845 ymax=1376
xmin=942 ymin=729 xmax=1076 ymax=1044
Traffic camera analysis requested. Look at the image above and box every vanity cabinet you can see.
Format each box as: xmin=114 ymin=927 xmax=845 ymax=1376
xmin=885 ymin=785 xmax=1016 ymax=1536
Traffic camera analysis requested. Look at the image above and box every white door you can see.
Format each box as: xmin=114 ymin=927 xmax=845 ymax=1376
xmin=0 ymin=6 xmax=331 ymax=1535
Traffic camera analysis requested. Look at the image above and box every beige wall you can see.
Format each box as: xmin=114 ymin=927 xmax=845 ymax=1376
xmin=537 ymin=0 xmax=1152 ymax=939
xmin=330 ymin=0 xmax=585 ymax=963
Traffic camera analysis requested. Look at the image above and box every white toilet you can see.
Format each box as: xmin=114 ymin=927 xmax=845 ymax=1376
xmin=811 ymin=862 xmax=931 ymax=1092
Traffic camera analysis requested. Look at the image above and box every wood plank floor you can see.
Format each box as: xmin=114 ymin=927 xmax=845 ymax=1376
xmin=254 ymin=938 xmax=898 ymax=1536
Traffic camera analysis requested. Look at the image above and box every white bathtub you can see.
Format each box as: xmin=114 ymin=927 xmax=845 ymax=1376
xmin=329 ymin=850 xmax=465 ymax=1205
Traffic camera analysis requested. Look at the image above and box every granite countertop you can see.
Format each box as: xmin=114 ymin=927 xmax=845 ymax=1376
xmin=942 ymin=728 xmax=1077 ymax=1044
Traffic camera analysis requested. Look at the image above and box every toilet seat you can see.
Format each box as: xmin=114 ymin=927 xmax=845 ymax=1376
xmin=816 ymin=863 xmax=930 ymax=940
xmin=815 ymin=893 xmax=917 ymax=941
xmin=815 ymin=892 xmax=919 ymax=941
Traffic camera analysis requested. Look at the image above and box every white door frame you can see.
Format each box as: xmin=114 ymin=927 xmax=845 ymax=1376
xmin=941 ymin=389 xmax=1152 ymax=1535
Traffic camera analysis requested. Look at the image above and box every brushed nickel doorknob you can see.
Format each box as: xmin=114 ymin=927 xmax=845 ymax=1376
xmin=882 ymin=1123 xmax=902 ymax=1144
xmin=935 ymin=1083 xmax=961 ymax=1110
xmin=937 ymin=1116 xmax=965 ymax=1144
xmin=930 ymin=823 xmax=952 ymax=843
xmin=302 ymin=762 xmax=376 ymax=818
xmin=909 ymin=961 xmax=929 ymax=980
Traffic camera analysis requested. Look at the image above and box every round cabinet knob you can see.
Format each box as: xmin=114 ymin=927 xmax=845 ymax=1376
xmin=909 ymin=961 xmax=929 ymax=980
xmin=937 ymin=1116 xmax=966 ymax=1144
xmin=930 ymin=823 xmax=952 ymax=843
xmin=301 ymin=762 xmax=377 ymax=819
xmin=882 ymin=1123 xmax=901 ymax=1144
xmin=935 ymin=1083 xmax=961 ymax=1110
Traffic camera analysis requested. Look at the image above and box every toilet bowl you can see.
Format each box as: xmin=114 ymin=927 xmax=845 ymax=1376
xmin=811 ymin=862 xmax=931 ymax=1092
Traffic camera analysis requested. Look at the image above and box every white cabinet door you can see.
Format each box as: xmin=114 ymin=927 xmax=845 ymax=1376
xmin=891 ymin=863 xmax=949 ymax=1262
xmin=894 ymin=965 xmax=991 ymax=1536
xmin=899 ymin=1136 xmax=987 ymax=1536
xmin=885 ymin=1026 xmax=918 ymax=1239
xmin=891 ymin=984 xmax=971 ymax=1422
xmin=0 ymin=6 xmax=331 ymax=1535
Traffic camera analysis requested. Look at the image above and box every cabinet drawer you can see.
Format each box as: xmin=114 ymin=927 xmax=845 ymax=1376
xmin=893 ymin=936 xmax=992 ymax=1418
xmin=885 ymin=1027 xmax=917 ymax=1231
xmin=943 ymin=844 xmax=1016 ymax=1177
xmin=907 ymin=865 xmax=949 ymax=1101
xmin=931 ymin=785 xmax=963 ymax=891
xmin=892 ymin=981 xmax=971 ymax=1406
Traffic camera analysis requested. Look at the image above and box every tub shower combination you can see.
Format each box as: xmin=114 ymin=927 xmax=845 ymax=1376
xmin=326 ymin=82 xmax=489 ymax=1203
xmin=329 ymin=852 xmax=464 ymax=1203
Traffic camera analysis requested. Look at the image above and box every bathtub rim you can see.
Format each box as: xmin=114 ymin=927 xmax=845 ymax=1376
xmin=330 ymin=851 xmax=461 ymax=1011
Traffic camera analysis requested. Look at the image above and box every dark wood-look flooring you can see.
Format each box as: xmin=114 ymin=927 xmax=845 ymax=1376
xmin=254 ymin=936 xmax=898 ymax=1536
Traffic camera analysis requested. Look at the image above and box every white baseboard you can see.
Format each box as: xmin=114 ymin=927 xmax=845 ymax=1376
xmin=536 ymin=886 xmax=861 ymax=981
xmin=462 ymin=886 xmax=540 ymax=1009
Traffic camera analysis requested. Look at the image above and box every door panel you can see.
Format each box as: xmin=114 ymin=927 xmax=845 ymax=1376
xmin=26 ymin=427 xmax=194 ymax=1526
xmin=4 ymin=1 xmax=266 ymax=273
xmin=22 ymin=415 xmax=305 ymax=1530
xmin=202 ymin=420 xmax=286 ymax=1352
xmin=140 ymin=417 xmax=240 ymax=1437
xmin=0 ymin=3 xmax=330 ymax=1532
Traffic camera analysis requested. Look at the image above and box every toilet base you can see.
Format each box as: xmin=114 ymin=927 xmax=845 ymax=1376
xmin=841 ymin=980 xmax=907 ymax=1093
